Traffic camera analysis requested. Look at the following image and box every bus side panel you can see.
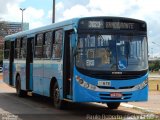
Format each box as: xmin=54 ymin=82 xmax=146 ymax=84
xmin=3 ymin=62 xmax=15 ymax=87
xmin=43 ymin=62 xmax=53 ymax=96
xmin=20 ymin=63 xmax=26 ymax=90
xmin=3 ymin=61 xmax=9 ymax=84
xmin=42 ymin=77 xmax=51 ymax=97
xmin=42 ymin=62 xmax=63 ymax=98
xmin=33 ymin=62 xmax=44 ymax=95
xmin=33 ymin=76 xmax=43 ymax=95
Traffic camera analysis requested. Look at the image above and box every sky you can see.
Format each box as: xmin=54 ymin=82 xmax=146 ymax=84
xmin=0 ymin=0 xmax=160 ymax=57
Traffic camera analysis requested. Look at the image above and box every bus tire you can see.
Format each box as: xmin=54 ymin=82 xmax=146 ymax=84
xmin=16 ymin=75 xmax=26 ymax=97
xmin=52 ymin=82 xmax=65 ymax=109
xmin=106 ymin=102 xmax=120 ymax=109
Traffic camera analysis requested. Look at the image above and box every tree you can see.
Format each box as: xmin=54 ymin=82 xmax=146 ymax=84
xmin=149 ymin=60 xmax=160 ymax=71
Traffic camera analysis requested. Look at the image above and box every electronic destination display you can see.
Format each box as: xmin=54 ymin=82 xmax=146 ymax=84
xmin=79 ymin=18 xmax=146 ymax=31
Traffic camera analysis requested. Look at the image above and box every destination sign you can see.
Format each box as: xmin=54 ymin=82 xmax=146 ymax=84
xmin=79 ymin=18 xmax=146 ymax=31
xmin=106 ymin=22 xmax=135 ymax=29
xmin=88 ymin=21 xmax=104 ymax=29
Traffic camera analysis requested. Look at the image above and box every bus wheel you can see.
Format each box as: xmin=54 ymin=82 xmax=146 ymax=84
xmin=52 ymin=82 xmax=65 ymax=109
xmin=106 ymin=102 xmax=120 ymax=109
xmin=16 ymin=75 xmax=26 ymax=97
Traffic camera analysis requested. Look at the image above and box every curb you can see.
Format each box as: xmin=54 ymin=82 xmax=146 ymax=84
xmin=121 ymin=103 xmax=160 ymax=116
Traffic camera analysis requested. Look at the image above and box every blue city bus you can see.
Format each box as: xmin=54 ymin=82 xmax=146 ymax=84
xmin=3 ymin=17 xmax=148 ymax=109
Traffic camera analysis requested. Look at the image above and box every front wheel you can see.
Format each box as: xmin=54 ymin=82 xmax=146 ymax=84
xmin=52 ymin=82 xmax=66 ymax=109
xmin=106 ymin=102 xmax=120 ymax=109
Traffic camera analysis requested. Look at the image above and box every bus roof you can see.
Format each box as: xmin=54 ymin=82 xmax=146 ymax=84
xmin=4 ymin=16 xmax=146 ymax=41
xmin=4 ymin=18 xmax=79 ymax=41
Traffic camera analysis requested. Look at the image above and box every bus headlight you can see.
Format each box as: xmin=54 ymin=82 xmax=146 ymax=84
xmin=76 ymin=76 xmax=96 ymax=90
xmin=78 ymin=79 xmax=84 ymax=84
xmin=76 ymin=76 xmax=84 ymax=84
xmin=84 ymin=83 xmax=89 ymax=88
xmin=134 ymin=79 xmax=148 ymax=90
xmin=90 ymin=84 xmax=96 ymax=90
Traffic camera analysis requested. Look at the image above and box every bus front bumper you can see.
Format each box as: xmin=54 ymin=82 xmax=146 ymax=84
xmin=73 ymin=81 xmax=148 ymax=103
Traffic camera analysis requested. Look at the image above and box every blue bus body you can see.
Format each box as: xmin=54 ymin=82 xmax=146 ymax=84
xmin=3 ymin=17 xmax=148 ymax=108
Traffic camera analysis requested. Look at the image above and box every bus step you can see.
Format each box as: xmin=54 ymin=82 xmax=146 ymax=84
xmin=27 ymin=91 xmax=33 ymax=96
xmin=67 ymin=95 xmax=72 ymax=99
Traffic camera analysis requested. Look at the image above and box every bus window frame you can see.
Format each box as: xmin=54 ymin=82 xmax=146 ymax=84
xmin=34 ymin=33 xmax=44 ymax=59
xmin=4 ymin=41 xmax=10 ymax=60
xmin=14 ymin=38 xmax=21 ymax=60
xmin=43 ymin=31 xmax=53 ymax=60
xmin=52 ymin=29 xmax=63 ymax=60
xmin=19 ymin=37 xmax=27 ymax=60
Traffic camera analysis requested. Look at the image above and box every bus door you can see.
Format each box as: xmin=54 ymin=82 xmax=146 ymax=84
xmin=9 ymin=41 xmax=14 ymax=86
xmin=63 ymin=30 xmax=74 ymax=99
xmin=26 ymin=37 xmax=33 ymax=90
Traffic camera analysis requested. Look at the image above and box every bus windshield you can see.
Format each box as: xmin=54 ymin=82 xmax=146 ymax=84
xmin=76 ymin=34 xmax=148 ymax=72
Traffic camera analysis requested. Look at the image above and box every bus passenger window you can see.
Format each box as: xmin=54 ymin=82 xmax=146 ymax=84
xmin=35 ymin=34 xmax=43 ymax=59
xmin=15 ymin=38 xmax=21 ymax=59
xmin=43 ymin=32 xmax=52 ymax=58
xmin=4 ymin=41 xmax=10 ymax=59
xmin=52 ymin=30 xmax=63 ymax=59
xmin=20 ymin=37 xmax=27 ymax=59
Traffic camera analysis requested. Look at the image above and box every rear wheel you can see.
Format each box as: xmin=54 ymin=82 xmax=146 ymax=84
xmin=52 ymin=82 xmax=66 ymax=109
xmin=106 ymin=102 xmax=120 ymax=109
xmin=16 ymin=75 xmax=26 ymax=97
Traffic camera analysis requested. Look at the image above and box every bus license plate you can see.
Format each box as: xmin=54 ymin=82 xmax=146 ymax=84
xmin=110 ymin=92 xmax=122 ymax=98
xmin=98 ymin=81 xmax=111 ymax=87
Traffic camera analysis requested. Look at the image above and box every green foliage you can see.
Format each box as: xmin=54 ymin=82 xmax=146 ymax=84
xmin=149 ymin=60 xmax=160 ymax=71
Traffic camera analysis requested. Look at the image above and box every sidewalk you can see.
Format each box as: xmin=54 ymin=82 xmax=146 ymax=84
xmin=0 ymin=74 xmax=16 ymax=93
xmin=122 ymin=91 xmax=160 ymax=115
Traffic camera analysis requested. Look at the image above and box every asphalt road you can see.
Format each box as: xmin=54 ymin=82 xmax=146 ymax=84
xmin=0 ymin=81 xmax=146 ymax=120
